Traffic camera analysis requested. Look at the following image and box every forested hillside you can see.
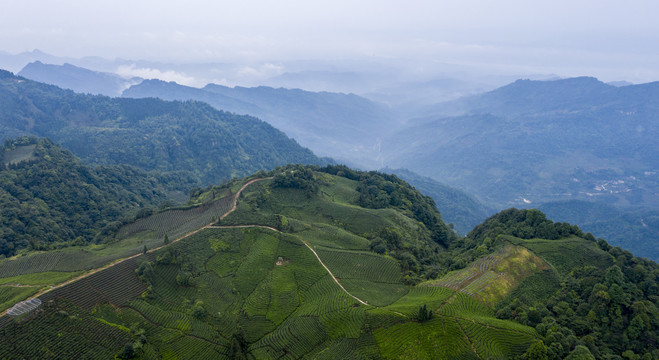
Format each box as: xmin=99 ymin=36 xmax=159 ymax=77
xmin=384 ymin=77 xmax=659 ymax=260
xmin=123 ymin=79 xmax=395 ymax=167
xmin=472 ymin=209 xmax=659 ymax=359
xmin=0 ymin=70 xmax=326 ymax=185
xmin=385 ymin=168 xmax=493 ymax=235
xmin=0 ymin=137 xmax=196 ymax=258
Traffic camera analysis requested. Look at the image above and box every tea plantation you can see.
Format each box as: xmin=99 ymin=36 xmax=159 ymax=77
xmin=1 ymin=166 xmax=657 ymax=359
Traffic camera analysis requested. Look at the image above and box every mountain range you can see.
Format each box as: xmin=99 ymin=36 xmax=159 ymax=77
xmin=381 ymin=77 xmax=659 ymax=259
xmin=384 ymin=77 xmax=659 ymax=208
xmin=10 ymin=62 xmax=659 ymax=260
xmin=18 ymin=61 xmax=142 ymax=96
xmin=122 ymin=78 xmax=396 ymax=166
xmin=0 ymin=63 xmax=657 ymax=358
xmin=0 ymin=69 xmax=326 ymax=185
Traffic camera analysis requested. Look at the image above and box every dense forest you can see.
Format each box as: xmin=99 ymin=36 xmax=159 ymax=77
xmin=475 ymin=209 xmax=659 ymax=359
xmin=0 ymin=137 xmax=196 ymax=257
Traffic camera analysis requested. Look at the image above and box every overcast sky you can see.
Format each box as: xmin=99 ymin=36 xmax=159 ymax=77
xmin=1 ymin=0 xmax=658 ymax=83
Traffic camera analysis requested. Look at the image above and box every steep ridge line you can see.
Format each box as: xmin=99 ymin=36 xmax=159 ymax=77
xmin=0 ymin=177 xmax=272 ymax=318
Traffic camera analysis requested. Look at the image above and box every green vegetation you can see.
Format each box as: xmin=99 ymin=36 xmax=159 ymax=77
xmin=384 ymin=287 xmax=453 ymax=316
xmin=0 ymin=157 xmax=238 ymax=313
xmin=1 ymin=166 xmax=657 ymax=359
xmin=426 ymin=245 xmax=550 ymax=306
xmin=0 ymin=137 xmax=196 ymax=258
xmin=223 ymin=164 xmax=459 ymax=283
xmin=123 ymin=78 xmax=394 ymax=169
xmin=117 ymin=189 xmax=233 ymax=242
xmin=0 ymin=70 xmax=326 ymax=186
xmin=477 ymin=209 xmax=659 ymax=359
xmin=469 ymin=208 xmax=588 ymax=243
xmin=387 ymin=168 xmax=493 ymax=235
xmin=509 ymin=236 xmax=613 ymax=275
xmin=0 ymin=300 xmax=134 ymax=359
xmin=0 ymin=271 xmax=82 ymax=286
xmin=383 ymin=77 xmax=659 ymax=264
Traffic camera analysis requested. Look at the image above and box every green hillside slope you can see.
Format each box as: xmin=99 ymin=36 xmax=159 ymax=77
xmin=123 ymin=79 xmax=395 ymax=167
xmin=1 ymin=167 xmax=657 ymax=359
xmin=470 ymin=209 xmax=659 ymax=359
xmin=0 ymin=137 xmax=196 ymax=258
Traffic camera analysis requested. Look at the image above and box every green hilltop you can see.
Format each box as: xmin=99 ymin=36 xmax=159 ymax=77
xmin=1 ymin=165 xmax=656 ymax=359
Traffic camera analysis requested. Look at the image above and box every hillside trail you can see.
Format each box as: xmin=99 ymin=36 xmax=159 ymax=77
xmin=2 ymin=176 xmax=375 ymax=317
xmin=209 ymin=224 xmax=371 ymax=306
xmin=0 ymin=177 xmax=271 ymax=317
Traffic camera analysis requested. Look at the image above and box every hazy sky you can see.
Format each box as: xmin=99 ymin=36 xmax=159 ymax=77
xmin=2 ymin=0 xmax=659 ymax=82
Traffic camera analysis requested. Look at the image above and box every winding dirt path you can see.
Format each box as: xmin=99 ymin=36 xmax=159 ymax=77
xmin=208 ymin=224 xmax=371 ymax=306
xmin=3 ymin=176 xmax=373 ymax=318
xmin=300 ymin=238 xmax=370 ymax=306
xmin=1 ymin=177 xmax=271 ymax=318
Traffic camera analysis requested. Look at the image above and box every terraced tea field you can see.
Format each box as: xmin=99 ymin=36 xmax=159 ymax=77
xmin=0 ymin=174 xmax=540 ymax=359
xmin=117 ymin=189 xmax=233 ymax=241
xmin=0 ymin=185 xmax=239 ymax=314
xmin=425 ymin=245 xmax=548 ymax=305
xmin=507 ymin=235 xmax=614 ymax=275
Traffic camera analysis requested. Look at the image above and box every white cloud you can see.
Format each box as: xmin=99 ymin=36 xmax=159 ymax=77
xmin=234 ymin=63 xmax=284 ymax=82
xmin=115 ymin=64 xmax=198 ymax=86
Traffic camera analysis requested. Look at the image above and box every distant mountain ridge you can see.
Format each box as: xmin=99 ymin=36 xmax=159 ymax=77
xmin=18 ymin=61 xmax=142 ymax=96
xmin=384 ymin=77 xmax=659 ymax=259
xmin=0 ymin=69 xmax=327 ymax=185
xmin=385 ymin=77 xmax=659 ymax=207
xmin=539 ymin=200 xmax=659 ymax=260
xmin=123 ymin=79 xmax=397 ymax=168
xmin=460 ymin=76 xmax=659 ymax=115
